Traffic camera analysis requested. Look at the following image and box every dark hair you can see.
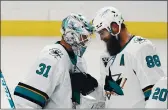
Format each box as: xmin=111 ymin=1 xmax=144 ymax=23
xmin=121 ymin=23 xmax=126 ymax=29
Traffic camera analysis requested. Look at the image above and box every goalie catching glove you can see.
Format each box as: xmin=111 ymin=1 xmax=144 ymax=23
xmin=70 ymin=72 xmax=98 ymax=104
xmin=70 ymin=72 xmax=98 ymax=95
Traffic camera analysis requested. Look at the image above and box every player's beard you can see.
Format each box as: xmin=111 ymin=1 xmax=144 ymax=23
xmin=106 ymin=35 xmax=121 ymax=56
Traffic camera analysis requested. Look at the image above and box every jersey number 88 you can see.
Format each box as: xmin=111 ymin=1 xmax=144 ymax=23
xmin=145 ymin=55 xmax=161 ymax=68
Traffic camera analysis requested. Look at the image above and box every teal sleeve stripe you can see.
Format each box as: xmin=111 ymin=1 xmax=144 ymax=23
xmin=143 ymin=85 xmax=154 ymax=101
xmin=144 ymin=89 xmax=152 ymax=101
xmin=14 ymin=86 xmax=46 ymax=107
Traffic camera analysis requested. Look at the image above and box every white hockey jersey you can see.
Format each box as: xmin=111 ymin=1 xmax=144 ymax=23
xmin=13 ymin=41 xmax=95 ymax=109
xmin=100 ymin=36 xmax=165 ymax=108
xmin=146 ymin=77 xmax=167 ymax=108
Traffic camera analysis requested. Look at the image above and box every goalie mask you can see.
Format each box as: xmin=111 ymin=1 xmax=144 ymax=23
xmin=61 ymin=13 xmax=94 ymax=57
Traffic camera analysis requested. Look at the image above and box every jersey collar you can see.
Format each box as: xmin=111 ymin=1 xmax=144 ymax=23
xmin=56 ymin=41 xmax=77 ymax=65
xmin=118 ymin=35 xmax=135 ymax=54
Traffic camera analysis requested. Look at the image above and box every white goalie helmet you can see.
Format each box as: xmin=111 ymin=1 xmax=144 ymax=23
xmin=61 ymin=13 xmax=94 ymax=57
xmin=92 ymin=7 xmax=124 ymax=36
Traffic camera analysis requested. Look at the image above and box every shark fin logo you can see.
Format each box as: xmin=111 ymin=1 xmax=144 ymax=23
xmin=104 ymin=68 xmax=127 ymax=100
xmin=134 ymin=37 xmax=146 ymax=44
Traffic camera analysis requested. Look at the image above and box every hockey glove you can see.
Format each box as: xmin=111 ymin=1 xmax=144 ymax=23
xmin=81 ymin=74 xmax=98 ymax=96
xmin=70 ymin=73 xmax=98 ymax=96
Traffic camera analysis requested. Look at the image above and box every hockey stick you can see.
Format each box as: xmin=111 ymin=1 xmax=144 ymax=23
xmin=0 ymin=70 xmax=15 ymax=109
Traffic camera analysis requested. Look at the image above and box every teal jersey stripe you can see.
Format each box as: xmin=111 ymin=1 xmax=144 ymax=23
xmin=14 ymin=86 xmax=46 ymax=107
xmin=144 ymin=89 xmax=152 ymax=100
xmin=72 ymin=91 xmax=80 ymax=104
xmin=120 ymin=54 xmax=125 ymax=66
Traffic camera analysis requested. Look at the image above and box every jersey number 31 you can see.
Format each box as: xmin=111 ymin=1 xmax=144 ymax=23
xmin=36 ymin=63 xmax=51 ymax=78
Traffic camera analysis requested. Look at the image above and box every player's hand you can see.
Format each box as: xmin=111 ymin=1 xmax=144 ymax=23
xmin=81 ymin=74 xmax=98 ymax=96
xmin=70 ymin=73 xmax=98 ymax=96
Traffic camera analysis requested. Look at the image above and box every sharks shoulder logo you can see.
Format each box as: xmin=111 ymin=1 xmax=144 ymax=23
xmin=49 ymin=48 xmax=63 ymax=59
xmin=104 ymin=68 xmax=127 ymax=100
xmin=134 ymin=37 xmax=146 ymax=44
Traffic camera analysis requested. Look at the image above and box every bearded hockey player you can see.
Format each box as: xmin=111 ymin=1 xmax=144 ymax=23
xmin=92 ymin=7 xmax=165 ymax=108
xmin=13 ymin=13 xmax=98 ymax=109
xmin=146 ymin=76 xmax=167 ymax=108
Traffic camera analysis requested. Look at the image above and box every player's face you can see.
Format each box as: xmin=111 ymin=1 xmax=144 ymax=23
xmin=98 ymin=28 xmax=111 ymax=42
xmin=97 ymin=28 xmax=121 ymax=56
xmin=79 ymin=35 xmax=90 ymax=47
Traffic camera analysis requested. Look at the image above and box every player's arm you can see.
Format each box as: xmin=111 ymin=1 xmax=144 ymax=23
xmin=133 ymin=41 xmax=165 ymax=101
xmin=131 ymin=54 xmax=153 ymax=101
xmin=145 ymin=77 xmax=167 ymax=108
xmin=136 ymin=41 xmax=165 ymax=83
xmin=14 ymin=46 xmax=63 ymax=108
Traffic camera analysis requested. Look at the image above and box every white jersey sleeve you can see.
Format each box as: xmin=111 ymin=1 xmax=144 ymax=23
xmin=14 ymin=45 xmax=64 ymax=108
xmin=132 ymin=37 xmax=165 ymax=101
xmin=146 ymin=77 xmax=167 ymax=108
xmin=135 ymin=38 xmax=165 ymax=82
